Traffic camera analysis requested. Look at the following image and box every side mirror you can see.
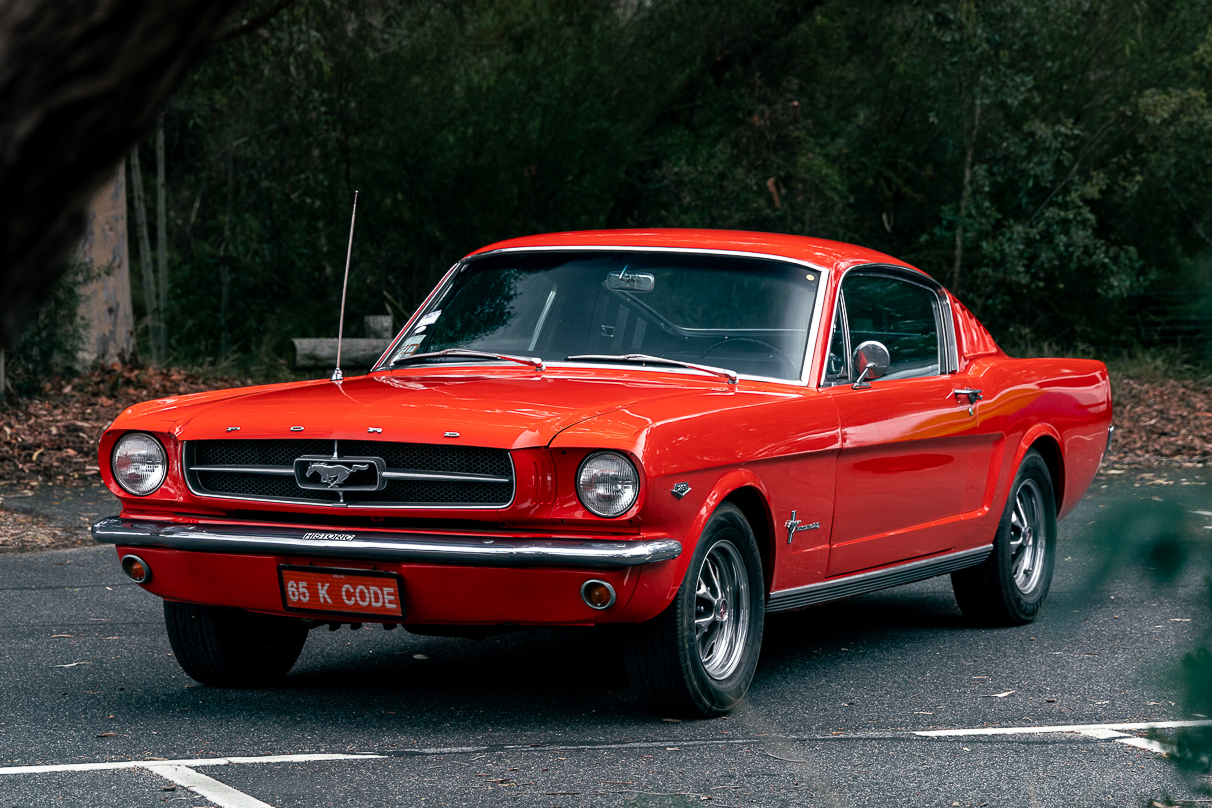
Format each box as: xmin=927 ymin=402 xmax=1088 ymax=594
xmin=851 ymin=340 xmax=890 ymax=389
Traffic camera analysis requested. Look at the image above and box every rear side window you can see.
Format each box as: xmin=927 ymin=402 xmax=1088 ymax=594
xmin=831 ymin=274 xmax=942 ymax=381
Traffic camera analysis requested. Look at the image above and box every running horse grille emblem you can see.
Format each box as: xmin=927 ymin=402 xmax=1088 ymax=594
xmin=293 ymin=454 xmax=385 ymax=492
xmin=306 ymin=462 xmax=370 ymax=488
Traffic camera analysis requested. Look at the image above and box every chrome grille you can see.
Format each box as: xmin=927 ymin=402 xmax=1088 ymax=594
xmin=184 ymin=439 xmax=514 ymax=508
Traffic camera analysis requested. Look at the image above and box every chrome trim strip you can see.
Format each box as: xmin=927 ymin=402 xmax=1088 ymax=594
xmin=188 ymin=465 xmax=509 ymax=484
xmin=182 ymin=443 xmax=517 ymax=510
xmin=381 ymin=470 xmax=511 ymax=484
xmin=800 ymin=264 xmax=830 ymax=387
xmin=190 ymin=465 xmax=296 ymax=476
xmin=766 ymin=545 xmax=992 ymax=613
xmin=91 ymin=517 xmax=682 ymax=568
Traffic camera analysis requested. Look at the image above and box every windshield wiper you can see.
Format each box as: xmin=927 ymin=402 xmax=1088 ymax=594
xmin=565 ymin=353 xmax=738 ymax=385
xmin=390 ymin=348 xmax=545 ymax=371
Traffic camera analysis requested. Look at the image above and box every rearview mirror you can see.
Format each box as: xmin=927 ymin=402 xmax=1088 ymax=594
xmin=606 ymin=269 xmax=655 ymax=292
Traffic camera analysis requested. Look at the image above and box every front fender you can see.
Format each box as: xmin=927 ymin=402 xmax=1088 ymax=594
xmin=623 ymin=468 xmax=770 ymax=622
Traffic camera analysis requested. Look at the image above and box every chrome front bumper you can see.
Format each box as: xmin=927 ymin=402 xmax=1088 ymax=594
xmin=91 ymin=517 xmax=682 ymax=568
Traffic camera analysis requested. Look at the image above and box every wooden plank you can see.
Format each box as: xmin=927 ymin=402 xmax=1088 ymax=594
xmin=292 ymin=338 xmax=391 ymax=368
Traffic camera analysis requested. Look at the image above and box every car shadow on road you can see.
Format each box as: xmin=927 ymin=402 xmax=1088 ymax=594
xmin=214 ymin=583 xmax=977 ymax=725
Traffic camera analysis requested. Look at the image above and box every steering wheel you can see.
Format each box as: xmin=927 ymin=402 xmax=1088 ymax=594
xmin=697 ymin=337 xmax=799 ymax=376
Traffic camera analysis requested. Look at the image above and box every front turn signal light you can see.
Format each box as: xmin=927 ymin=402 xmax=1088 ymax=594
xmin=121 ymin=555 xmax=151 ymax=583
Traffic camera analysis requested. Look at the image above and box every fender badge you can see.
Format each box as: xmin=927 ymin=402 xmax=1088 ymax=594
xmin=367 ymin=427 xmax=382 ymax=433
xmin=444 ymin=432 xmax=460 ymax=438
xmin=226 ymin=426 xmax=240 ymax=432
xmin=290 ymin=426 xmax=304 ymax=432
xmin=785 ymin=510 xmax=821 ymax=544
xmin=671 ymin=482 xmax=691 ymax=500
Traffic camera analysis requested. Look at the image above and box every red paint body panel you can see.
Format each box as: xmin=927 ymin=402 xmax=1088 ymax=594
xmin=97 ymin=230 xmax=1112 ymax=625
xmin=118 ymin=545 xmax=656 ymax=625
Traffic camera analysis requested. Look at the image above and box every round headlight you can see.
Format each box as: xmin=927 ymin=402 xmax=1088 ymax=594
xmin=111 ymin=433 xmax=167 ymax=496
xmin=576 ymin=451 xmax=640 ymax=518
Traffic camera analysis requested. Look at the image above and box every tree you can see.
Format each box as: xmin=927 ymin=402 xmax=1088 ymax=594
xmin=0 ymin=0 xmax=243 ymax=352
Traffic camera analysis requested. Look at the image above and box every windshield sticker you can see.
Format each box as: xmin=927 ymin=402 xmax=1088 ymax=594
xmin=417 ymin=310 xmax=442 ymax=327
xmin=397 ymin=336 xmax=426 ymax=358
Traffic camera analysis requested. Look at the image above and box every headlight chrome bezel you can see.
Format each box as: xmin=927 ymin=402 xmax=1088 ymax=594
xmin=575 ymin=450 xmax=641 ymax=518
xmin=111 ymin=432 xmax=168 ymax=496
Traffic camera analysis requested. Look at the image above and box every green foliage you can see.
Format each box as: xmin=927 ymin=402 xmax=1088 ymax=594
xmin=143 ymin=0 xmax=1212 ymax=366
xmin=4 ymin=261 xmax=94 ymax=397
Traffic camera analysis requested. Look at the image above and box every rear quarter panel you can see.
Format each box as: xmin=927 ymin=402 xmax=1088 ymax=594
xmin=966 ymin=357 xmax=1111 ymax=523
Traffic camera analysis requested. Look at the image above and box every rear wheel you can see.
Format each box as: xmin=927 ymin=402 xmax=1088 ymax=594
xmin=624 ymin=503 xmax=765 ymax=717
xmin=952 ymin=449 xmax=1057 ymax=626
xmin=163 ymin=601 xmax=308 ymax=687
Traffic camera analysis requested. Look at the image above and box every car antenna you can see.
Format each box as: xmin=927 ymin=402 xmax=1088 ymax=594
xmin=332 ymin=190 xmax=358 ymax=383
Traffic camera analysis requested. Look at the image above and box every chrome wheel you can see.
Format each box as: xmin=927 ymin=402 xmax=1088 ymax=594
xmin=694 ymin=540 xmax=750 ymax=680
xmin=1009 ymin=478 xmax=1047 ymax=594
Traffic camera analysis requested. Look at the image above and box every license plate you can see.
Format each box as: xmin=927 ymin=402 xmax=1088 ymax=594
xmin=278 ymin=566 xmax=404 ymax=619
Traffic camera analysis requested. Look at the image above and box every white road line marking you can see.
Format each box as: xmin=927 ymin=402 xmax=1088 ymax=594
xmin=145 ymin=764 xmax=273 ymax=808
xmin=1117 ymin=737 xmax=1174 ymax=754
xmin=915 ymin=719 xmax=1212 ymax=737
xmin=1078 ymin=729 xmax=1129 ymax=739
xmin=0 ymin=752 xmax=383 ymax=776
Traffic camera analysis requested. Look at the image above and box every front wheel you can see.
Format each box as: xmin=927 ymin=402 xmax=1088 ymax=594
xmin=952 ymin=449 xmax=1057 ymax=626
xmin=163 ymin=601 xmax=309 ymax=687
xmin=623 ymin=503 xmax=765 ymax=717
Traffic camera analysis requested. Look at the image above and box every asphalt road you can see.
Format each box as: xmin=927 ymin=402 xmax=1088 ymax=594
xmin=1 ymin=468 xmax=1210 ymax=807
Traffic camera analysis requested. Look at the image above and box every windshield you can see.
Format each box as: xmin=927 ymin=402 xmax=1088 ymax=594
xmin=384 ymin=250 xmax=821 ymax=381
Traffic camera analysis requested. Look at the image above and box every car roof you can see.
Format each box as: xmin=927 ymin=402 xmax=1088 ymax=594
xmin=467 ymin=229 xmax=924 ymax=276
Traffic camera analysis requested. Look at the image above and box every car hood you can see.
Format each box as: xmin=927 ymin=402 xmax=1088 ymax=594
xmin=118 ymin=368 xmax=758 ymax=450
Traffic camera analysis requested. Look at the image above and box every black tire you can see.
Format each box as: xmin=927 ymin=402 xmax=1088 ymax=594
xmin=952 ymin=449 xmax=1057 ymax=626
xmin=163 ymin=601 xmax=308 ymax=687
xmin=623 ymin=502 xmax=765 ymax=717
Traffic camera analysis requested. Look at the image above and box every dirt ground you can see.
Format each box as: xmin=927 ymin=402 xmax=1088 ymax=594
xmin=0 ymin=509 xmax=87 ymax=553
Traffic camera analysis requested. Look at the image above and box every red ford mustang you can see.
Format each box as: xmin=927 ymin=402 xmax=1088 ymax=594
xmin=94 ymin=229 xmax=1112 ymax=716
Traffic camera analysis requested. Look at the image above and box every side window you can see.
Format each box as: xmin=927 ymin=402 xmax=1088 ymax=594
xmin=838 ymin=274 xmax=941 ymax=381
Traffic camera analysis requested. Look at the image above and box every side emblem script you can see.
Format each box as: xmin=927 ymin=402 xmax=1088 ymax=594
xmin=294 ymin=455 xmax=386 ymax=492
xmin=306 ymin=462 xmax=369 ymax=488
xmin=784 ymin=510 xmax=821 ymax=544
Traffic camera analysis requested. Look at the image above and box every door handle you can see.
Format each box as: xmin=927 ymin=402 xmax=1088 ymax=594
xmin=953 ymin=388 xmax=983 ymax=404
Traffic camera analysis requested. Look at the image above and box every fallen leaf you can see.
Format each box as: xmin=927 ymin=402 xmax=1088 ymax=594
xmin=50 ymin=634 xmax=73 ymax=638
xmin=1171 ymin=618 xmax=1192 ymax=622
xmin=413 ymin=654 xmax=429 ymax=660
xmin=981 ymin=691 xmax=1015 ymax=698
xmin=52 ymin=662 xmax=90 ymax=668
xmin=96 ymin=732 xmax=116 ymax=738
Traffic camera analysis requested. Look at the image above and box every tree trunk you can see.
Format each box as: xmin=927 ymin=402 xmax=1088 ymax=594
xmin=949 ymin=96 xmax=982 ymax=291
xmin=155 ymin=114 xmax=169 ymax=362
xmin=76 ymin=161 xmax=135 ymax=367
xmin=129 ymin=145 xmax=160 ymax=363
xmin=0 ymin=0 xmax=241 ymax=353
xmin=221 ymin=154 xmax=234 ymax=358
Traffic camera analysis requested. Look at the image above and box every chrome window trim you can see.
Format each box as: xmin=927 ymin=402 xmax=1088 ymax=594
xmin=373 ymin=262 xmax=463 ymax=371
xmin=373 ymin=245 xmax=830 ymax=388
xmin=182 ymin=441 xmax=517 ymax=511
xmin=816 ymin=264 xmax=959 ymax=388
